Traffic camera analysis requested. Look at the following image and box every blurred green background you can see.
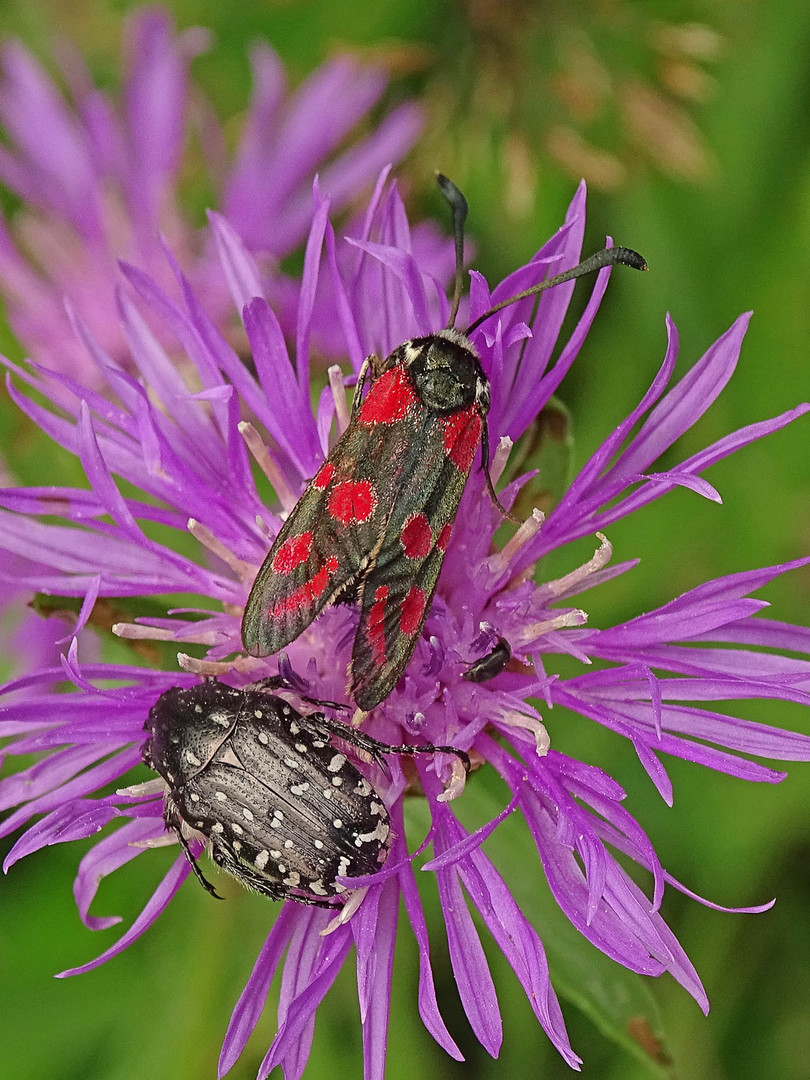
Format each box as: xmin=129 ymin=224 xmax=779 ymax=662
xmin=1 ymin=1 xmax=809 ymax=1078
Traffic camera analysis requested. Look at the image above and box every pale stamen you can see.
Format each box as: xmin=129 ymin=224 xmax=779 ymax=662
xmin=485 ymin=508 xmax=545 ymax=576
xmin=328 ymin=365 xmax=350 ymax=434
xmin=539 ymin=532 xmax=613 ymax=600
xmin=116 ymin=778 xmax=166 ymax=799
xmin=130 ymin=833 xmax=180 ymax=850
xmin=188 ymin=518 xmax=255 ymax=581
xmin=517 ymin=608 xmax=588 ymax=646
xmin=497 ymin=708 xmax=551 ymax=757
xmin=321 ymin=887 xmax=369 ymax=935
xmin=436 ymin=755 xmax=469 ymax=802
xmin=177 ymin=652 xmax=262 ymax=676
xmin=238 ymin=420 xmax=298 ymax=511
xmin=112 ymin=623 xmax=220 ymax=644
xmin=489 ymin=435 xmax=513 ymax=487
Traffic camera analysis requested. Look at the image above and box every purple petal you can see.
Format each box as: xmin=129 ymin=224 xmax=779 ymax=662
xmin=354 ymin=877 xmax=398 ymax=1080
xmin=259 ymin=916 xmax=353 ymax=1080
xmin=395 ymin=822 xmax=463 ymax=1059
xmin=73 ymin=816 xmax=164 ymax=929
xmin=3 ymin=800 xmax=119 ymax=869
xmin=207 ymin=209 xmax=263 ymax=312
xmin=57 ymin=854 xmax=190 ymax=976
xmin=611 ymin=313 xmax=751 ymax=481
xmin=219 ymin=904 xmax=300 ymax=1076
xmin=123 ymin=9 xmax=193 ymax=231
xmin=295 ymin=184 xmax=330 ymax=392
xmin=0 ymin=745 xmax=141 ymax=838
xmin=243 ymin=295 xmax=320 ymax=476
xmin=436 ymin=858 xmax=502 ymax=1056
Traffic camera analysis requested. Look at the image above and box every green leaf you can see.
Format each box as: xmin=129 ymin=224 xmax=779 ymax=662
xmin=544 ymin=914 xmax=675 ymax=1078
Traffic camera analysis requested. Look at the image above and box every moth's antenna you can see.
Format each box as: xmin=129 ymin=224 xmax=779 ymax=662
xmin=436 ymin=172 xmax=468 ymax=329
xmin=466 ymin=246 xmax=648 ymax=336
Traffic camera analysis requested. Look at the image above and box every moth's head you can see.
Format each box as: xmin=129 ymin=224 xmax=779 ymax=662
xmin=405 ymin=328 xmax=487 ymax=414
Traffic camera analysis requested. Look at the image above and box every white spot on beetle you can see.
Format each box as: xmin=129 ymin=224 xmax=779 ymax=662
xmin=242 ymin=807 xmax=254 ymax=822
xmin=254 ymin=710 xmax=263 ymax=718
xmin=314 ymin=839 xmax=324 ymax=850
xmin=258 ymin=732 xmax=270 ymax=745
xmin=309 ymin=879 xmax=328 ymax=895
xmin=254 ymin=850 xmax=269 ymax=870
xmin=328 ymin=753 xmax=346 ymax=773
xmin=211 ymin=822 xmax=224 ymax=834
xmin=331 ymin=777 xmax=343 ymax=787
xmin=357 ymin=821 xmax=390 ymax=845
xmin=184 ymin=750 xmax=201 ymax=767
xmin=333 ymin=818 xmax=343 ymax=829
xmin=215 ymin=790 xmax=227 ymax=802
xmin=189 ymin=792 xmax=200 ymax=802
xmin=289 ymin=721 xmax=300 ymax=735
xmin=290 ymin=782 xmax=310 ymax=796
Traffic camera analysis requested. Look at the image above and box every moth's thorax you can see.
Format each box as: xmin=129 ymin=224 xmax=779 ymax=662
xmin=402 ymin=328 xmax=488 ymax=415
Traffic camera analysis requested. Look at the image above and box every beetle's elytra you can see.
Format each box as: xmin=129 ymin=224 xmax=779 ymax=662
xmin=143 ymin=680 xmax=467 ymax=906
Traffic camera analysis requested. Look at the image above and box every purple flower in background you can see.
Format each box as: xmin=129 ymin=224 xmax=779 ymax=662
xmin=2 ymin=174 xmax=810 ymax=1079
xmin=0 ymin=7 xmax=424 ymax=379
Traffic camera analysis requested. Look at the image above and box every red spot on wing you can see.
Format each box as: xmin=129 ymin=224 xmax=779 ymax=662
xmin=440 ymin=406 xmax=483 ymax=472
xmin=313 ymin=462 xmax=335 ymax=490
xmin=358 ymin=366 xmax=417 ymax=425
xmin=367 ymin=585 xmax=389 ymax=665
xmin=328 ymin=479 xmax=377 ymax=525
xmin=437 ymin=523 xmax=452 ymax=551
xmin=400 ymin=513 xmax=432 ymax=559
xmin=268 ymin=555 xmax=339 ymax=618
xmin=271 ymin=531 xmax=313 ymax=575
xmin=400 ymin=587 xmax=427 ymax=637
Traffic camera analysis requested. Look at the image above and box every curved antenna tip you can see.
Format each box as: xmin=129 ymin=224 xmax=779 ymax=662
xmin=611 ymin=246 xmax=649 ymax=272
xmin=436 ymin=173 xmax=469 ymax=328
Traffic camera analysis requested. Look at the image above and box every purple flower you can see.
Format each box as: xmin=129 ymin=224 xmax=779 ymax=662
xmin=2 ymin=175 xmax=810 ymax=1078
xmin=0 ymin=7 xmax=424 ymax=379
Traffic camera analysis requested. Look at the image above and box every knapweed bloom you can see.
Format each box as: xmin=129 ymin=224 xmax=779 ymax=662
xmin=2 ymin=174 xmax=810 ymax=1078
xmin=0 ymin=6 xmax=424 ymax=379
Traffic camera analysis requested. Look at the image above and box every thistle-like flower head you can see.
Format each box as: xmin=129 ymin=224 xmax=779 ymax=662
xmin=1 ymin=174 xmax=809 ymax=1078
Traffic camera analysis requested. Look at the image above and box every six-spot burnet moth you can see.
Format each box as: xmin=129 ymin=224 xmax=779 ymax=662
xmin=143 ymin=680 xmax=469 ymax=906
xmin=242 ymin=175 xmax=647 ymax=710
